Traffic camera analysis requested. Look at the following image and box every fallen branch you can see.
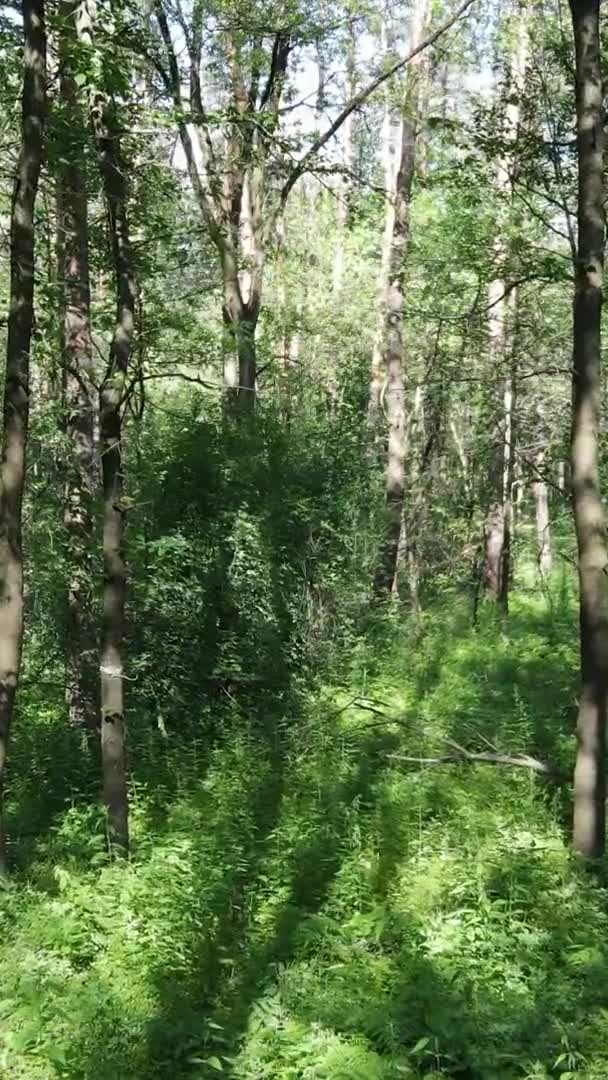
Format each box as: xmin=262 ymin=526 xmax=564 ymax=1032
xmin=341 ymin=699 xmax=568 ymax=781
xmin=390 ymin=746 xmax=568 ymax=781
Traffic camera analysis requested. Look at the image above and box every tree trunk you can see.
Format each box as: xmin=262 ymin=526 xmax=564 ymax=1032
xmin=274 ymin=217 xmax=291 ymax=422
xmin=483 ymin=295 xmax=518 ymax=612
xmin=393 ymin=383 xmax=426 ymax=608
xmin=498 ymin=348 xmax=516 ymax=611
xmin=374 ymin=0 xmax=428 ymax=595
xmin=368 ymin=17 xmax=401 ymax=421
xmin=482 ymin=19 xmax=527 ymax=610
xmin=57 ymin=0 xmax=97 ymax=735
xmin=569 ymin=0 xmax=608 ymax=859
xmin=0 ymin=0 xmax=46 ymax=872
xmin=332 ymin=28 xmax=356 ymax=294
xmin=482 ymin=504 xmax=505 ymax=600
xmin=533 ymin=405 xmax=552 ymax=576
xmin=93 ymin=99 xmax=136 ymax=853
xmin=222 ymin=280 xmax=258 ymax=415
xmin=557 ymin=459 xmax=567 ymax=494
xmin=534 ymin=467 xmax=552 ymax=576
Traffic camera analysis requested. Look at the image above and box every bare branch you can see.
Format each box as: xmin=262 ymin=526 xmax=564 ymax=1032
xmin=347 ymin=699 xmax=567 ymax=782
xmin=390 ymin=748 xmax=567 ymax=780
xmin=280 ymin=0 xmax=476 ymax=206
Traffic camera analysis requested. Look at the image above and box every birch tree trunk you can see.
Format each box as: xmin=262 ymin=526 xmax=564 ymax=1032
xmin=332 ymin=28 xmax=356 ymax=294
xmin=482 ymin=18 xmax=527 ymax=611
xmin=533 ymin=405 xmax=552 ymax=576
xmin=569 ymin=0 xmax=608 ymax=859
xmin=57 ymin=0 xmax=97 ymax=735
xmin=368 ymin=17 xmax=401 ymax=420
xmin=557 ymin=460 xmax=567 ymax=494
xmin=374 ymin=0 xmax=428 ymax=595
xmin=0 ymin=0 xmax=46 ymax=872
xmin=394 ymin=383 xmax=424 ymax=609
xmin=274 ymin=216 xmax=291 ymax=422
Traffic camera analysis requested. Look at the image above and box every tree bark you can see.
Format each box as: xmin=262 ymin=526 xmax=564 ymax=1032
xmin=499 ymin=339 xmax=516 ymax=611
xmin=93 ymin=97 xmax=136 ymax=853
xmin=57 ymin=0 xmax=97 ymax=735
xmin=222 ymin=275 xmax=258 ymax=414
xmin=482 ymin=18 xmax=527 ymax=611
xmin=569 ymin=0 xmax=608 ymax=859
xmin=332 ymin=28 xmax=356 ymax=295
xmin=533 ymin=405 xmax=552 ymax=576
xmin=534 ymin=469 xmax=552 ymax=576
xmin=557 ymin=459 xmax=567 ymax=494
xmin=374 ymin=0 xmax=428 ymax=595
xmin=369 ymin=17 xmax=401 ymax=421
xmin=0 ymin=0 xmax=46 ymax=872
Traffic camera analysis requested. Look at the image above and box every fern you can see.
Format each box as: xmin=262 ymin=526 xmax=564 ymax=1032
xmin=315 ymin=1041 xmax=386 ymax=1080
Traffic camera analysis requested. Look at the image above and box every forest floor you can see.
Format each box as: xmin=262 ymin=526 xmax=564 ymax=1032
xmin=2 ymin=577 xmax=608 ymax=1080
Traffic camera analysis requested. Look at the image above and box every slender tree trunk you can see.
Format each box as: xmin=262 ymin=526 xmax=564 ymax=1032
xmin=93 ymin=100 xmax=136 ymax=853
xmin=533 ymin=405 xmax=552 ymax=576
xmin=482 ymin=19 xmax=527 ymax=610
xmin=274 ymin=216 xmax=292 ymax=422
xmin=557 ymin=459 xmax=567 ymax=494
xmin=450 ymin=408 xmax=472 ymax=506
xmin=0 ymin=0 xmax=46 ymax=872
xmin=374 ymin=0 xmax=428 ymax=595
xmin=369 ymin=18 xmax=401 ymax=420
xmin=569 ymin=0 xmax=608 ymax=859
xmin=512 ymin=457 xmax=524 ymax=535
xmin=394 ymin=384 xmax=425 ymax=610
xmin=498 ymin=343 xmax=516 ymax=610
xmin=534 ymin=468 xmax=552 ymax=576
xmin=482 ymin=503 xmax=505 ymax=600
xmin=57 ymin=0 xmax=97 ymax=735
xmin=484 ymin=301 xmax=518 ymax=610
xmin=332 ymin=28 xmax=356 ymax=294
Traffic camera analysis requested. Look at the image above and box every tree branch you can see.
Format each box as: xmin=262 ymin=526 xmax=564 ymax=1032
xmin=280 ymin=0 xmax=476 ymax=206
xmin=154 ymin=0 xmax=221 ymax=236
xmin=348 ymin=699 xmax=567 ymax=782
xmin=390 ymin=745 xmax=567 ymax=780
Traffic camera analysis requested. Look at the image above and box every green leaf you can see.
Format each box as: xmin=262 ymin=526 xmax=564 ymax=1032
xmin=45 ymin=1043 xmax=68 ymax=1067
xmin=187 ymin=1057 xmax=223 ymax=1072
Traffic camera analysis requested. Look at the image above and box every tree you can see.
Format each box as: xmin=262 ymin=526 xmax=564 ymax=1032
xmin=152 ymin=0 xmax=292 ymax=414
xmin=481 ymin=10 xmax=528 ymax=611
xmin=56 ymin=0 xmax=97 ymax=735
xmin=369 ymin=14 xmax=402 ymax=419
xmin=569 ymin=0 xmax=608 ymax=859
xmin=373 ymin=0 xmax=429 ymax=596
xmin=73 ymin=0 xmax=135 ymax=850
xmin=533 ymin=404 xmax=552 ymax=576
xmin=331 ymin=24 xmax=356 ymax=296
xmin=150 ymin=0 xmax=476 ymax=415
xmin=0 ymin=0 xmax=47 ymax=871
xmin=94 ymin=101 xmax=136 ymax=853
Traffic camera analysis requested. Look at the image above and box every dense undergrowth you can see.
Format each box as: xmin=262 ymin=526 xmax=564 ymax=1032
xmin=2 ymin=578 xmax=608 ymax=1079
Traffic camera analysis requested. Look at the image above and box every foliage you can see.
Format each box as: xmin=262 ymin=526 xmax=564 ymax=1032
xmin=0 ymin=0 xmax=604 ymax=1077
xmin=1 ymin=584 xmax=608 ymax=1078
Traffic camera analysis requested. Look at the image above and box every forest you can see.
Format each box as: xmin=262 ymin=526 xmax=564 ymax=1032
xmin=1 ymin=0 xmax=608 ymax=1075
